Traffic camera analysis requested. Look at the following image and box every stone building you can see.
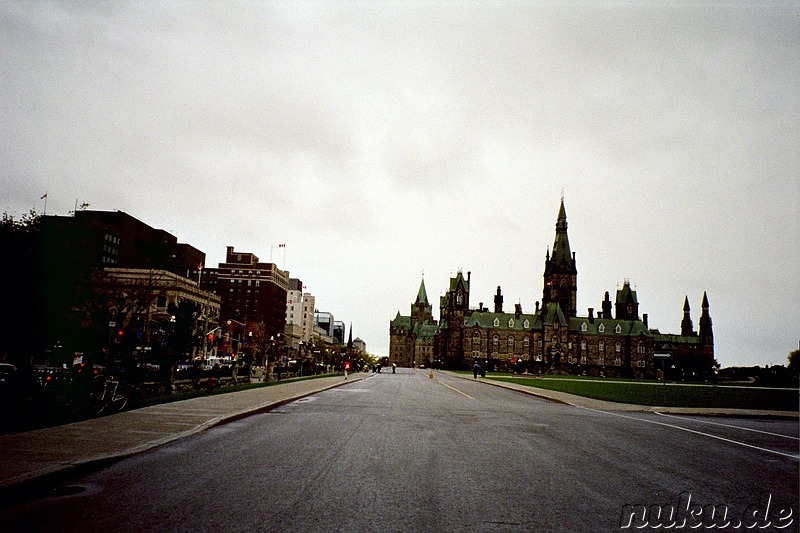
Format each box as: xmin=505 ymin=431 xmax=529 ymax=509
xmin=389 ymin=279 xmax=439 ymax=367
xmin=390 ymin=200 xmax=715 ymax=378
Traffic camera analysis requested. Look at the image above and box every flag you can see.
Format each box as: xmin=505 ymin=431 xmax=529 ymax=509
xmin=40 ymin=193 xmax=48 ymax=199
xmin=278 ymin=243 xmax=286 ymax=248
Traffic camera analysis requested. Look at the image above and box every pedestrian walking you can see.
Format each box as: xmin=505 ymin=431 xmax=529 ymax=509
xmin=473 ymin=362 xmax=481 ymax=378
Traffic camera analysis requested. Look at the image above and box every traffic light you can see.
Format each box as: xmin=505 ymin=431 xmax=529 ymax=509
xmin=207 ymin=333 xmax=215 ymax=343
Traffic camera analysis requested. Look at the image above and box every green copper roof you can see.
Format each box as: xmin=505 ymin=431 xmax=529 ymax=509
xmin=616 ymin=282 xmax=638 ymax=304
xmin=568 ymin=316 xmax=651 ymax=336
xmin=390 ymin=315 xmax=411 ymax=330
xmin=416 ymin=278 xmax=429 ymax=305
xmin=465 ymin=312 xmax=537 ymax=330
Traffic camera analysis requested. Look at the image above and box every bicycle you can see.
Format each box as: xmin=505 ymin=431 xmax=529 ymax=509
xmin=91 ymin=374 xmax=130 ymax=415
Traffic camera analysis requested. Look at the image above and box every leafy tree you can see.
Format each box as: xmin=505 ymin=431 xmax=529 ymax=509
xmin=788 ymin=349 xmax=799 ymax=370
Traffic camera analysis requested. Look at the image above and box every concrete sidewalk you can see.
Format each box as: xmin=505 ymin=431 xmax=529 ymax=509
xmin=0 ymin=374 xmax=364 ymax=497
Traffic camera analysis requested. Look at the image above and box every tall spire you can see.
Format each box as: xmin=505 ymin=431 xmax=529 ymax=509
xmin=542 ymin=198 xmax=578 ymax=317
xmin=551 ymin=198 xmax=572 ymax=267
xmin=681 ymin=296 xmax=694 ymax=336
xmin=347 ymin=322 xmax=353 ymax=349
xmin=416 ymin=278 xmax=429 ymax=305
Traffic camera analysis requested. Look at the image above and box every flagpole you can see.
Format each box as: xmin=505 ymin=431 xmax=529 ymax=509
xmin=41 ymin=193 xmax=48 ymax=215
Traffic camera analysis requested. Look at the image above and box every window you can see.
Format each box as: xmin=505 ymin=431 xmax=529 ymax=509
xmin=599 ymin=356 xmax=605 ymax=366
xmin=615 ymin=342 xmax=621 ymax=353
xmin=524 ymin=319 xmax=530 ymax=328
xmin=615 ymin=324 xmax=622 ymax=334
xmin=581 ymin=322 xmax=588 ymax=332
xmin=580 ymin=340 xmax=586 ymax=350
xmin=523 ymin=337 xmax=529 ymax=348
xmin=614 ymin=357 xmax=621 ymax=366
xmin=580 ymin=355 xmax=587 ymax=365
xmin=493 ymin=335 xmax=499 ymax=346
xmin=493 ymin=318 xmax=500 ymax=327
xmin=507 ymin=337 xmax=514 ymax=347
xmin=508 ymin=318 xmax=515 ymax=328
xmin=599 ymin=342 xmax=604 ymax=352
xmin=598 ymin=324 xmax=605 ymax=333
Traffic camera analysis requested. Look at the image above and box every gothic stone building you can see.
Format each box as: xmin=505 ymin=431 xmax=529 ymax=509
xmin=389 ymin=200 xmax=714 ymax=379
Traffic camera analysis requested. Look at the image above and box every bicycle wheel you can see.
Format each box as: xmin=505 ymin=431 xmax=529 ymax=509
xmin=110 ymin=384 xmax=129 ymax=412
xmin=91 ymin=381 xmax=109 ymax=415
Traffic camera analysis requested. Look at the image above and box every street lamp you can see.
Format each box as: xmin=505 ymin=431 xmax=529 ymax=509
xmin=226 ymin=319 xmax=247 ymax=360
xmin=654 ymin=353 xmax=670 ymax=406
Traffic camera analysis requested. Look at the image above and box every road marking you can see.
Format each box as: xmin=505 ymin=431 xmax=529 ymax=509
xmin=578 ymin=406 xmax=800 ymax=460
xmin=440 ymin=381 xmax=475 ymax=400
xmin=655 ymin=412 xmax=800 ymax=440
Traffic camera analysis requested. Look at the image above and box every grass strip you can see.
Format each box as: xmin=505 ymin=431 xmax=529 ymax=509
xmin=490 ymin=376 xmax=798 ymax=411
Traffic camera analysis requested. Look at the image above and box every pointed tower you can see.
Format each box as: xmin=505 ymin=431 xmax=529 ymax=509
xmin=410 ymin=277 xmax=434 ymax=326
xmin=347 ymin=322 xmax=353 ymax=350
xmin=494 ymin=286 xmax=504 ymax=313
xmin=542 ymin=199 xmax=578 ymax=317
xmin=680 ymin=296 xmax=694 ymax=336
xmin=615 ymin=280 xmax=639 ymax=320
xmin=699 ymin=292 xmax=714 ymax=356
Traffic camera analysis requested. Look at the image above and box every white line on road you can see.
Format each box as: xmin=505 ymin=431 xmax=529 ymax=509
xmin=439 ymin=381 xmax=476 ymax=400
xmin=578 ymin=407 xmax=800 ymax=460
xmin=655 ymin=412 xmax=800 ymax=440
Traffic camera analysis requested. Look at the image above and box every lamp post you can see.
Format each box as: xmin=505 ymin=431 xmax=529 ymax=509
xmin=654 ymin=353 xmax=670 ymax=406
xmin=226 ymin=319 xmax=247 ymax=360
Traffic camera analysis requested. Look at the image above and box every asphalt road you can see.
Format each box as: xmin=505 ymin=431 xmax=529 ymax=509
xmin=1 ymin=368 xmax=797 ymax=532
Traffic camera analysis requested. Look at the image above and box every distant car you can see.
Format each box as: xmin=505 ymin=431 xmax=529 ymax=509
xmin=0 ymin=363 xmax=18 ymax=385
xmin=0 ymin=363 xmax=20 ymax=398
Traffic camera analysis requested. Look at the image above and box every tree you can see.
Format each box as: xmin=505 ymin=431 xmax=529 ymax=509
xmin=788 ymin=349 xmax=799 ymax=371
xmin=0 ymin=210 xmax=43 ymax=363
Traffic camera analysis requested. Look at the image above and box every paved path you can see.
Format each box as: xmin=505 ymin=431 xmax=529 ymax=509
xmin=1 ymin=370 xmax=795 ymax=499
xmin=0 ymin=375 xmax=364 ymax=496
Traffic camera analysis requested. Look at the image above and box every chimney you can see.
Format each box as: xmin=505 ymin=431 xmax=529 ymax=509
xmin=588 ymin=308 xmax=594 ymax=323
xmin=535 ymin=301 xmax=540 ymax=314
xmin=515 ymin=303 xmax=522 ymax=317
xmin=643 ymin=313 xmax=648 ymax=328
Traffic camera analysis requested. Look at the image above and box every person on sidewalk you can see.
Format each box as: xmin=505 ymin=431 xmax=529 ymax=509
xmin=473 ymin=362 xmax=481 ymax=378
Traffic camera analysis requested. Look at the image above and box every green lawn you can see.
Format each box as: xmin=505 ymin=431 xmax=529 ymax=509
xmin=489 ymin=376 xmax=799 ymax=411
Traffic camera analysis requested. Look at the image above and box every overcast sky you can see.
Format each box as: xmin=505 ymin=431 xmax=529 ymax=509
xmin=2 ymin=2 xmax=798 ymax=367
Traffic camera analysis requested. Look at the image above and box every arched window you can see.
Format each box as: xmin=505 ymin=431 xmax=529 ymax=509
xmin=493 ymin=335 xmax=499 ymax=346
xmin=508 ymin=337 xmax=514 ymax=347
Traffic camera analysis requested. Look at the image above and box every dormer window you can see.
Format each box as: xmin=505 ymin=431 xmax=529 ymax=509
xmin=598 ymin=324 xmax=605 ymax=333
xmin=523 ymin=319 xmax=530 ymax=328
xmin=508 ymin=318 xmax=515 ymax=328
xmin=615 ymin=324 xmax=622 ymax=334
xmin=581 ymin=322 xmax=588 ymax=332
xmin=493 ymin=318 xmax=500 ymax=327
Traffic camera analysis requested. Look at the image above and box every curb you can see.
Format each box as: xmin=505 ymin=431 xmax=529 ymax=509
xmin=0 ymin=375 xmax=362 ymax=504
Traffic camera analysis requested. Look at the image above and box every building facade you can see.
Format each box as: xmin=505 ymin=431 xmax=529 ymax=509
xmin=389 ymin=278 xmax=439 ymax=367
xmin=285 ymin=278 xmax=315 ymax=350
xmin=197 ymin=246 xmax=288 ymax=343
xmin=390 ymin=200 xmax=715 ymax=378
